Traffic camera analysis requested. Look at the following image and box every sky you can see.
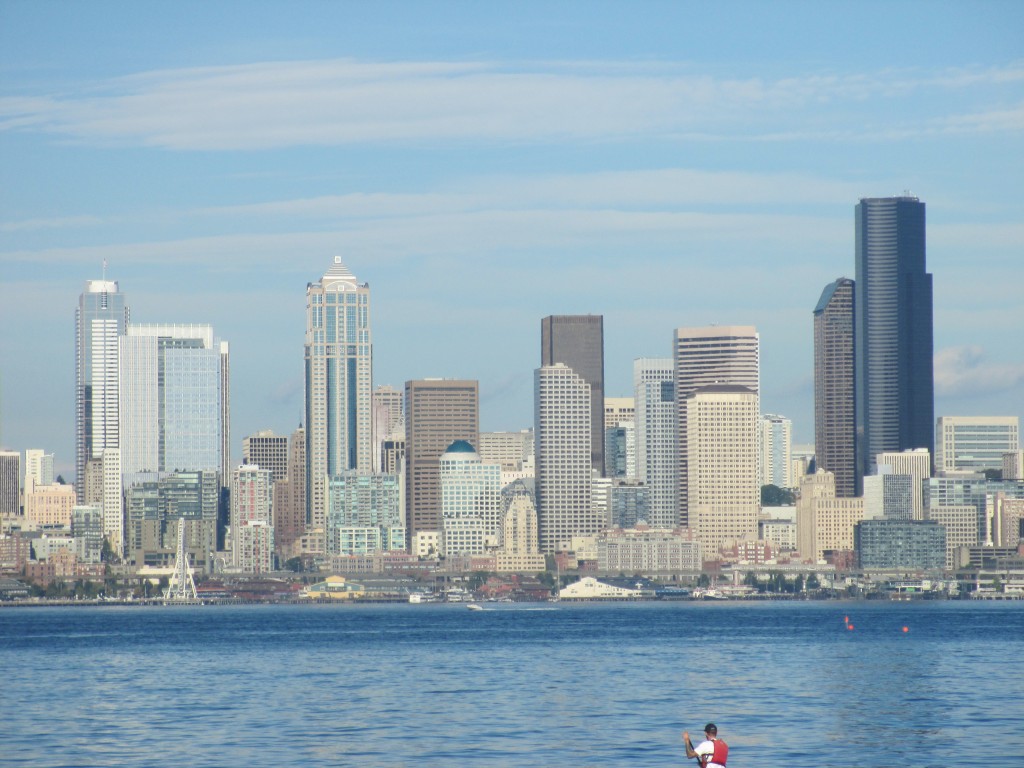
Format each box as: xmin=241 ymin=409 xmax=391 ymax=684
xmin=1 ymin=1 xmax=1022 ymax=479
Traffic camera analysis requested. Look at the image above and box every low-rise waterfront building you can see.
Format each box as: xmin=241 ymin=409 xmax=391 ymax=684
xmin=559 ymin=576 xmax=646 ymax=600
xmin=855 ymin=519 xmax=946 ymax=571
xmin=302 ymin=575 xmax=365 ymax=599
xmin=596 ymin=526 xmax=701 ymax=573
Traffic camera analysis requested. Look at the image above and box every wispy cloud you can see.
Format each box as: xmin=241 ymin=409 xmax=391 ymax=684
xmin=1 ymin=59 xmax=1021 ymax=150
xmin=0 ymin=215 xmax=103 ymax=233
xmin=935 ymin=345 xmax=1024 ymax=397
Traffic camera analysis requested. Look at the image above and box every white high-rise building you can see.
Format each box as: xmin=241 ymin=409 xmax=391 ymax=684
xmin=101 ymin=448 xmax=123 ymax=553
xmin=119 ymin=324 xmax=228 ymax=487
xmin=686 ymin=385 xmax=760 ymax=557
xmin=935 ymin=416 xmax=1019 ymax=475
xmin=675 ymin=326 xmax=759 ymax=527
xmin=633 ymin=358 xmax=676 ymax=529
xmin=535 ymin=364 xmax=597 ymax=553
xmin=863 ymin=472 xmax=913 ymax=521
xmin=231 ymin=465 xmax=274 ymax=570
xmin=75 ymin=278 xmax=129 ymax=502
xmin=305 ymin=257 xmax=373 ymax=530
xmin=25 ymin=449 xmax=54 ymax=491
xmin=759 ymin=415 xmax=793 ymax=489
xmin=439 ymin=440 xmax=502 ymax=556
xmin=876 ymin=448 xmax=931 ymax=520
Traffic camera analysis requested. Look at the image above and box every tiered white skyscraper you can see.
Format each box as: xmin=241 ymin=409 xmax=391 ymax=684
xmin=305 ymin=257 xmax=373 ymax=529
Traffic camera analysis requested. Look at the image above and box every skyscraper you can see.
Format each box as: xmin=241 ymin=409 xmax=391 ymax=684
xmin=0 ymin=450 xmax=20 ymax=517
xmin=633 ymin=357 xmax=676 ymax=529
xmin=855 ymin=196 xmax=934 ymax=478
xmin=404 ymin=379 xmax=479 ymax=541
xmin=372 ymin=384 xmax=404 ymax=473
xmin=813 ymin=277 xmax=857 ymax=496
xmin=119 ymin=324 xmax=228 ymax=484
xmin=24 ymin=449 xmax=54 ymax=490
xmin=759 ymin=414 xmax=793 ymax=489
xmin=232 ymin=465 xmax=274 ymax=574
xmin=242 ymin=431 xmax=289 ymax=482
xmin=935 ymin=416 xmax=1019 ymax=475
xmin=674 ymin=326 xmax=759 ymax=527
xmin=541 ymin=315 xmax=605 ymax=475
xmin=439 ymin=440 xmax=502 ymax=556
xmin=75 ymin=278 xmax=129 ymax=501
xmin=535 ymin=363 xmax=596 ymax=552
xmin=305 ymin=257 xmax=373 ymax=528
xmin=686 ymin=384 xmax=760 ymax=556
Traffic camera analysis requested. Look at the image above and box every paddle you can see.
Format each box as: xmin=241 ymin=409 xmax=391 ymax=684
xmin=683 ymin=732 xmax=708 ymax=767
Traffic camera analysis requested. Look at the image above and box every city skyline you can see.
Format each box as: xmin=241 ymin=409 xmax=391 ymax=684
xmin=2 ymin=3 xmax=1023 ymax=477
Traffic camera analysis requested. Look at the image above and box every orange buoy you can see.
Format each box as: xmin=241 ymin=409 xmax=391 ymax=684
xmin=902 ymin=626 xmax=909 ymax=633
xmin=847 ymin=624 xmax=854 ymax=630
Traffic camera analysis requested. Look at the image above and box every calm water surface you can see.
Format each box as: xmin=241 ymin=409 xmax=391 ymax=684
xmin=1 ymin=601 xmax=1021 ymax=767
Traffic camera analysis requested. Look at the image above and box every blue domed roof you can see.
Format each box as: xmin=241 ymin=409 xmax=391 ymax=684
xmin=443 ymin=440 xmax=477 ymax=454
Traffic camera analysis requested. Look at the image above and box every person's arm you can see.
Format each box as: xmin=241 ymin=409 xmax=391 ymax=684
xmin=682 ymin=732 xmax=704 ymax=764
xmin=683 ymin=735 xmax=709 ymax=766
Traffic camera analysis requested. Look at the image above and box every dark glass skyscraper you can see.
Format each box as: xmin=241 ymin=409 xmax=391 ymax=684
xmin=854 ymin=196 xmax=934 ymax=478
xmin=541 ymin=315 xmax=605 ymax=476
xmin=814 ymin=277 xmax=857 ymax=496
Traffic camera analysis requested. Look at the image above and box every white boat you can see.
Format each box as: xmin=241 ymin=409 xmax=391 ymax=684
xmin=466 ymin=603 xmax=484 ymax=611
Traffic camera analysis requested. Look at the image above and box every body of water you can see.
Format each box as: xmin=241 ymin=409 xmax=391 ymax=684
xmin=1 ymin=600 xmax=1021 ymax=767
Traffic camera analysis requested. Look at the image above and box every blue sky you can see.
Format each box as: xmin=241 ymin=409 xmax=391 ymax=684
xmin=2 ymin=1 xmax=1023 ymax=478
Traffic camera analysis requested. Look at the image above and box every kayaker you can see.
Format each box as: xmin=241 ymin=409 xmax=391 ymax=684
xmin=683 ymin=722 xmax=728 ymax=767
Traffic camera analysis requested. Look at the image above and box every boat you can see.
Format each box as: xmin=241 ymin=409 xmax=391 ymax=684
xmin=466 ymin=603 xmax=484 ymax=611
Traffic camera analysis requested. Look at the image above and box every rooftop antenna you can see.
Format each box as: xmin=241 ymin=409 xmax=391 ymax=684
xmin=102 ymin=258 xmax=107 ymax=282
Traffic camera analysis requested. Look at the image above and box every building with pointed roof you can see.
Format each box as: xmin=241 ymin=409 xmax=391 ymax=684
xmin=305 ymin=257 xmax=373 ymax=532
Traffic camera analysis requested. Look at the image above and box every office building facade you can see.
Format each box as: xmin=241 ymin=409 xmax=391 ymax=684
xmin=541 ymin=315 xmax=605 ymax=476
xmin=935 ymin=416 xmax=1019 ymax=475
xmin=326 ymin=471 xmax=404 ymax=556
xmin=119 ymin=324 xmax=227 ymax=486
xmin=633 ymin=358 xmax=677 ymax=529
xmin=0 ymin=450 xmax=21 ymax=517
xmin=305 ymin=257 xmax=373 ymax=529
xmin=855 ymin=197 xmax=934 ymax=479
xmin=242 ymin=431 xmax=289 ymax=482
xmin=404 ymin=379 xmax=479 ymax=541
xmin=75 ymin=278 xmax=129 ymax=501
xmin=535 ymin=364 xmax=596 ymax=552
xmin=675 ymin=326 xmax=759 ymax=527
xmin=760 ymin=414 xmax=793 ymax=489
xmin=855 ymin=519 xmax=945 ymax=571
xmin=686 ymin=384 xmax=760 ymax=557
xmin=813 ymin=277 xmax=857 ymax=496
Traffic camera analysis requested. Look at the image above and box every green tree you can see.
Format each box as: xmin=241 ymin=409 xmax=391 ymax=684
xmin=285 ymin=556 xmax=303 ymax=573
xmin=806 ymin=573 xmax=820 ymax=590
xmin=697 ymin=573 xmax=711 ymax=588
xmin=761 ymin=485 xmax=795 ymax=506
